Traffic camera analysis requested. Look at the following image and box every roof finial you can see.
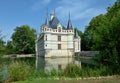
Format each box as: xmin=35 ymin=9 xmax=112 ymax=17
xmin=67 ymin=11 xmax=73 ymax=30
xmin=45 ymin=8 xmax=49 ymax=26
xmin=54 ymin=9 xmax=56 ymax=16
xmin=69 ymin=11 xmax=70 ymax=20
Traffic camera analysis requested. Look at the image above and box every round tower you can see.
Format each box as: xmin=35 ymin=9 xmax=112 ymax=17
xmin=74 ymin=29 xmax=81 ymax=52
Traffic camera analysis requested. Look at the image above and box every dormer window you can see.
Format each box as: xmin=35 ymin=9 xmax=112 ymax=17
xmin=45 ymin=28 xmax=46 ymax=31
xmin=58 ymin=27 xmax=61 ymax=32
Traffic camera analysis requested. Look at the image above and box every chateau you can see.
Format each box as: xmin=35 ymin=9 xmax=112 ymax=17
xmin=36 ymin=13 xmax=81 ymax=58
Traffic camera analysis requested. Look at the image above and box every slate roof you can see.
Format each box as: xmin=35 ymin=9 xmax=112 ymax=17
xmin=49 ymin=17 xmax=60 ymax=29
xmin=44 ymin=15 xmax=71 ymax=30
xmin=67 ymin=19 xmax=73 ymax=30
xmin=45 ymin=17 xmax=49 ymax=26
xmin=74 ymin=29 xmax=78 ymax=38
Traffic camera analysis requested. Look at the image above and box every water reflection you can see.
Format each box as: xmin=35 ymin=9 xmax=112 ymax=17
xmin=36 ymin=57 xmax=81 ymax=71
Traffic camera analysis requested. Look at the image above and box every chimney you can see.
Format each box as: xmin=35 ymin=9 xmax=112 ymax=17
xmin=50 ymin=14 xmax=55 ymax=20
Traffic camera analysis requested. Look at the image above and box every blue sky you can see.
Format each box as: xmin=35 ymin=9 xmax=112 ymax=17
xmin=0 ymin=0 xmax=116 ymax=42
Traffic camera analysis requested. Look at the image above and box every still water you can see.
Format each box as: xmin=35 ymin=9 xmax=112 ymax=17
xmin=36 ymin=56 xmax=96 ymax=71
xmin=36 ymin=57 xmax=92 ymax=71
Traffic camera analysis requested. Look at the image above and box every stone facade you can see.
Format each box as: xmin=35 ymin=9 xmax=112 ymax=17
xmin=36 ymin=13 xmax=81 ymax=58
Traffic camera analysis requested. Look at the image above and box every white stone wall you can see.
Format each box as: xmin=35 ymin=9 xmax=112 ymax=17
xmin=45 ymin=50 xmax=73 ymax=57
xmin=67 ymin=35 xmax=74 ymax=49
xmin=43 ymin=32 xmax=74 ymax=57
xmin=74 ymin=37 xmax=81 ymax=52
xmin=44 ymin=33 xmax=52 ymax=49
xmin=36 ymin=34 xmax=45 ymax=57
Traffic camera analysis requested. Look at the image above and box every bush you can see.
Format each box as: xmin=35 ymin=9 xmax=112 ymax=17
xmin=8 ymin=61 xmax=31 ymax=81
xmin=50 ymin=68 xmax=58 ymax=77
xmin=0 ymin=66 xmax=4 ymax=82
xmin=63 ymin=63 xmax=82 ymax=77
xmin=0 ymin=63 xmax=9 ymax=83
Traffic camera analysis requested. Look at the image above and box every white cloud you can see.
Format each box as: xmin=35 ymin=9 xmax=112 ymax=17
xmin=31 ymin=0 xmax=51 ymax=11
xmin=55 ymin=0 xmax=105 ymax=21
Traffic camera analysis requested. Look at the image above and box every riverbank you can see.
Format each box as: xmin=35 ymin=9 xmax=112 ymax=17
xmin=12 ymin=75 xmax=120 ymax=83
xmin=1 ymin=56 xmax=120 ymax=83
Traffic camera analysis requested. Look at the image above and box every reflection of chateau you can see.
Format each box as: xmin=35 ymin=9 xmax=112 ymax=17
xmin=37 ymin=57 xmax=81 ymax=71
xmin=36 ymin=13 xmax=81 ymax=58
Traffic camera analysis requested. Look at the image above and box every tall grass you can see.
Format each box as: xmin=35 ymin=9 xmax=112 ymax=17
xmin=0 ymin=64 xmax=4 ymax=82
xmin=0 ymin=57 xmax=35 ymax=82
xmin=8 ymin=61 xmax=31 ymax=81
xmin=59 ymin=63 xmax=113 ymax=78
xmin=29 ymin=63 xmax=113 ymax=79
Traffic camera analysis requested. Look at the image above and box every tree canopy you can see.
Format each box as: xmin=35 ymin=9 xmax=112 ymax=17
xmin=82 ymin=0 xmax=120 ymax=72
xmin=12 ymin=25 xmax=36 ymax=54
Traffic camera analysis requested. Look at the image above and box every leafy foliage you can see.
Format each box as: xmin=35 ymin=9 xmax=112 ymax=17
xmin=11 ymin=25 xmax=36 ymax=54
xmin=0 ymin=30 xmax=5 ymax=55
xmin=82 ymin=0 xmax=120 ymax=71
xmin=5 ymin=41 xmax=14 ymax=54
xmin=8 ymin=61 xmax=31 ymax=81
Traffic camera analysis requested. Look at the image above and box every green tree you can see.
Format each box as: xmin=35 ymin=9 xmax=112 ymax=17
xmin=5 ymin=41 xmax=14 ymax=54
xmin=11 ymin=25 xmax=36 ymax=54
xmin=85 ymin=0 xmax=120 ymax=73
xmin=117 ymin=0 xmax=120 ymax=4
xmin=94 ymin=0 xmax=120 ymax=60
xmin=84 ymin=14 xmax=107 ymax=50
xmin=0 ymin=30 xmax=5 ymax=55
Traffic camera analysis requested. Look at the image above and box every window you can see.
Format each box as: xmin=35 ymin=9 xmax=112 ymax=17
xmin=45 ymin=28 xmax=46 ymax=31
xmin=58 ymin=44 xmax=61 ymax=50
xmin=58 ymin=36 xmax=61 ymax=41
xmin=45 ymin=35 xmax=47 ymax=41
xmin=58 ymin=27 xmax=61 ymax=32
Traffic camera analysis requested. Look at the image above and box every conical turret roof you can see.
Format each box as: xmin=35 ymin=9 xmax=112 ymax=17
xmin=67 ymin=12 xmax=73 ymax=30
